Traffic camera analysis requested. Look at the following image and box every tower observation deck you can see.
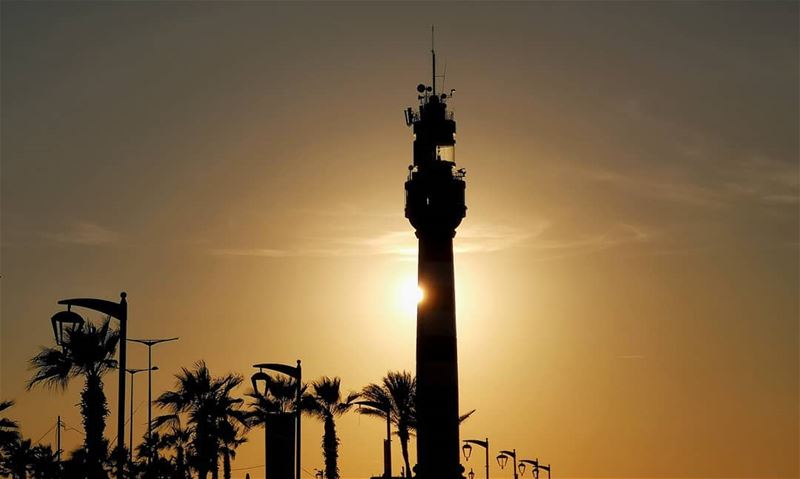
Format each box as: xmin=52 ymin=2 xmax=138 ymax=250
xmin=404 ymin=49 xmax=466 ymax=479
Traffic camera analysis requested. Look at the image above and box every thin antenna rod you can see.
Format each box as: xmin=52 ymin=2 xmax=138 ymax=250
xmin=441 ymin=60 xmax=447 ymax=97
xmin=431 ymin=25 xmax=436 ymax=95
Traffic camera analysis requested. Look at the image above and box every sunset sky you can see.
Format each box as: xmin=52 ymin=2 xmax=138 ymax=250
xmin=1 ymin=2 xmax=798 ymax=478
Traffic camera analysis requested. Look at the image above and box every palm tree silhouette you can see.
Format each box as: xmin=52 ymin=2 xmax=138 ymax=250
xmin=0 ymin=400 xmax=20 ymax=452
xmin=27 ymin=317 xmax=119 ymax=478
xmin=28 ymin=444 xmax=59 ymax=479
xmin=302 ymin=377 xmax=359 ymax=479
xmin=154 ymin=361 xmax=248 ymax=479
xmin=1 ymin=437 xmax=35 ymax=479
xmin=358 ymin=371 xmax=415 ymax=478
xmin=358 ymin=371 xmax=476 ymax=478
xmin=154 ymin=422 xmax=192 ymax=479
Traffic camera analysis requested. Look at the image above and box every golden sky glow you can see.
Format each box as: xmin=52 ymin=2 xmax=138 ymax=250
xmin=1 ymin=2 xmax=798 ymax=479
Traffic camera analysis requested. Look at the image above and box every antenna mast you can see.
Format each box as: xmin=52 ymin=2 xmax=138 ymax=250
xmin=431 ymin=25 xmax=436 ymax=95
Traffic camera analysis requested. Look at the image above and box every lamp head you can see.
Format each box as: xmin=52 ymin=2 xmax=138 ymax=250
xmin=50 ymin=309 xmax=85 ymax=346
xmin=468 ymin=469 xmax=475 ymax=479
xmin=251 ymin=370 xmax=270 ymax=397
xmin=497 ymin=454 xmax=509 ymax=469
xmin=462 ymin=443 xmax=473 ymax=461
xmin=518 ymin=463 xmax=526 ymax=475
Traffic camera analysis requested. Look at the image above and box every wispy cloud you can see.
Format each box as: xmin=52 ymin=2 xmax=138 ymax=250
xmin=48 ymin=221 xmax=120 ymax=246
xmin=209 ymin=220 xmax=650 ymax=261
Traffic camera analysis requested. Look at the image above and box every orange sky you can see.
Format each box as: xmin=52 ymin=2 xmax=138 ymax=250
xmin=1 ymin=2 xmax=798 ymax=478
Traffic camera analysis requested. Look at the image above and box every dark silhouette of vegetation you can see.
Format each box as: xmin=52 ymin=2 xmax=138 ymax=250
xmin=154 ymin=361 xmax=249 ymax=479
xmin=0 ymin=400 xmax=20 ymax=452
xmin=27 ymin=317 xmax=119 ymax=478
xmin=358 ymin=371 xmax=416 ymax=478
xmin=302 ymin=377 xmax=359 ymax=479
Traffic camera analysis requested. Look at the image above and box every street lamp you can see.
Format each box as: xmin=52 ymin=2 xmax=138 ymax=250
xmin=125 ymin=367 xmax=158 ymax=463
xmin=56 ymin=292 xmax=128 ymax=479
xmin=518 ymin=463 xmax=526 ymax=476
xmin=252 ymin=360 xmax=302 ymax=479
xmin=355 ymin=399 xmax=393 ymax=479
xmin=539 ymin=464 xmax=551 ymax=479
xmin=519 ymin=460 xmax=539 ymax=479
xmin=497 ymin=449 xmax=518 ymax=479
xmin=127 ymin=336 xmax=178 ymax=459
xmin=463 ymin=438 xmax=490 ymax=479
xmin=50 ymin=309 xmax=85 ymax=346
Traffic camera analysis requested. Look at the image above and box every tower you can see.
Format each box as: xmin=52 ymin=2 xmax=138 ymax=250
xmin=404 ymin=47 xmax=466 ymax=479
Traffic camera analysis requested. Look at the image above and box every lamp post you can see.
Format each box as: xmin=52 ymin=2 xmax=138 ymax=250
xmin=253 ymin=360 xmax=302 ymax=479
xmin=127 ymin=336 xmax=178 ymax=459
xmin=519 ymin=460 xmax=537 ymax=479
xmin=355 ymin=399 xmax=393 ymax=479
xmin=462 ymin=438 xmax=490 ymax=479
xmin=56 ymin=292 xmax=128 ymax=479
xmin=125 ymin=367 xmax=158 ymax=463
xmin=538 ymin=464 xmax=551 ymax=479
xmin=497 ymin=450 xmax=517 ymax=479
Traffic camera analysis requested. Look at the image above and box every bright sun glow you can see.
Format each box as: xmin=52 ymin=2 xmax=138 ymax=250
xmin=398 ymin=278 xmax=424 ymax=313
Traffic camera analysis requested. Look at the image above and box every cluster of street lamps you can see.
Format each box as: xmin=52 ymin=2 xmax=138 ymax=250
xmin=462 ymin=440 xmax=552 ymax=479
xmin=48 ymin=293 xmax=178 ymax=477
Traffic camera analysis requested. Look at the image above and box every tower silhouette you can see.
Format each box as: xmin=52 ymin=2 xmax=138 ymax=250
xmin=404 ymin=43 xmax=466 ymax=479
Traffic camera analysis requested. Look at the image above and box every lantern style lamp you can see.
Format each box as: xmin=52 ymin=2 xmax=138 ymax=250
xmin=50 ymin=309 xmax=85 ymax=346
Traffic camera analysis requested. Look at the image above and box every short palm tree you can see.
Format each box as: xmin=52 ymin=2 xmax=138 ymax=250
xmin=1 ymin=437 xmax=35 ymax=479
xmin=358 ymin=371 xmax=415 ymax=478
xmin=28 ymin=444 xmax=59 ymax=479
xmin=302 ymin=377 xmax=359 ymax=479
xmin=0 ymin=400 xmax=20 ymax=451
xmin=156 ymin=422 xmax=192 ymax=479
xmin=27 ymin=317 xmax=119 ymax=478
xmin=154 ymin=361 xmax=248 ymax=479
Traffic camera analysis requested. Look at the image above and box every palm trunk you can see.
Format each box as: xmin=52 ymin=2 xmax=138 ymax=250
xmin=223 ymin=449 xmax=232 ymax=479
xmin=176 ymin=446 xmax=186 ymax=479
xmin=81 ymin=373 xmax=109 ymax=479
xmin=323 ymin=416 xmax=339 ymax=479
xmin=398 ymin=429 xmax=411 ymax=479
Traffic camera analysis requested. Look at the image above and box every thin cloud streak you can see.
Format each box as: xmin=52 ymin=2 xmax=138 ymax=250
xmin=209 ymin=220 xmax=650 ymax=261
xmin=47 ymin=221 xmax=120 ymax=246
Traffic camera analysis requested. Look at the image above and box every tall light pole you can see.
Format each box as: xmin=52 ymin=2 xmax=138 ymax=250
xmin=253 ymin=361 xmax=302 ymax=479
xmin=497 ymin=450 xmax=518 ymax=479
xmin=127 ymin=336 xmax=178 ymax=458
xmin=462 ymin=438 xmax=490 ymax=479
xmin=56 ymin=292 xmax=128 ymax=479
xmin=125 ymin=367 xmax=158 ymax=463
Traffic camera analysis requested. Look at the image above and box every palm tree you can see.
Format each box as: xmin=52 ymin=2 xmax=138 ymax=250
xmin=152 ymin=422 xmax=192 ymax=479
xmin=28 ymin=444 xmax=59 ymax=479
xmin=0 ymin=400 xmax=20 ymax=452
xmin=27 ymin=317 xmax=119 ymax=478
xmin=302 ymin=377 xmax=359 ymax=479
xmin=358 ymin=371 xmax=415 ymax=478
xmin=154 ymin=361 xmax=249 ymax=479
xmin=359 ymin=371 xmax=476 ymax=479
xmin=1 ymin=437 xmax=35 ymax=479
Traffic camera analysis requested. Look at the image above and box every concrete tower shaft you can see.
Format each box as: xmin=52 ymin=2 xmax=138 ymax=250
xmin=404 ymin=77 xmax=466 ymax=479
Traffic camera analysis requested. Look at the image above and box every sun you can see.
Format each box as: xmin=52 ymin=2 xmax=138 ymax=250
xmin=398 ymin=277 xmax=424 ymax=313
